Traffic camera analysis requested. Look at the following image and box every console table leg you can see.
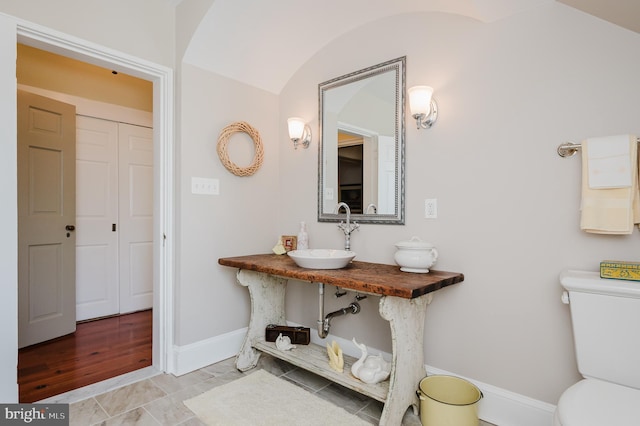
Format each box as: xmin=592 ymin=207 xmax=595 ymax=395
xmin=235 ymin=269 xmax=287 ymax=371
xmin=378 ymin=294 xmax=430 ymax=426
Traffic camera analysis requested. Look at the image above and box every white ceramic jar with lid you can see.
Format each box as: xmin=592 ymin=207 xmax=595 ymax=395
xmin=394 ymin=236 xmax=438 ymax=273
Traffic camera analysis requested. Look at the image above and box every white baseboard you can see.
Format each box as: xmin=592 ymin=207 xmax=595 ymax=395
xmin=305 ymin=327 xmax=556 ymax=426
xmin=171 ymin=327 xmax=246 ymax=376
xmin=424 ymin=365 xmax=556 ymax=426
xmin=173 ymin=326 xmax=556 ymax=425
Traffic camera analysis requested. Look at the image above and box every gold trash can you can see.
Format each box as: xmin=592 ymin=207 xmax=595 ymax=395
xmin=417 ymin=375 xmax=483 ymax=426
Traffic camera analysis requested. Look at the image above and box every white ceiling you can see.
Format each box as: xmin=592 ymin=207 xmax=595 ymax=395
xmin=182 ymin=0 xmax=639 ymax=94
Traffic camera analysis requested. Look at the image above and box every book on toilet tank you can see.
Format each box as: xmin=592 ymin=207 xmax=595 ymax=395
xmin=600 ymin=261 xmax=640 ymax=281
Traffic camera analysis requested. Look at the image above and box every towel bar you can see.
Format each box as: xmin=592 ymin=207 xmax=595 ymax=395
xmin=557 ymin=138 xmax=640 ymax=158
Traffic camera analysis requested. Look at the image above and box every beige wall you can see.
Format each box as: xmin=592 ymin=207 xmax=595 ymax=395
xmin=17 ymin=44 xmax=153 ymax=111
xmin=177 ymin=63 xmax=280 ymax=343
xmin=3 ymin=0 xmax=640 ymax=411
xmin=277 ymin=6 xmax=640 ymax=404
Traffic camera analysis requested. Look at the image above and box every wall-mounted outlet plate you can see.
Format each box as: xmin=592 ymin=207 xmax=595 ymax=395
xmin=425 ymin=198 xmax=437 ymax=218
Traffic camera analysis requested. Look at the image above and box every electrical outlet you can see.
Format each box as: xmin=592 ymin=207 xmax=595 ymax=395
xmin=192 ymin=177 xmax=220 ymax=195
xmin=425 ymin=199 xmax=437 ymax=219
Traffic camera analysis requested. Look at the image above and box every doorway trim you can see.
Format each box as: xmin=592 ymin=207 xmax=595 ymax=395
xmin=15 ymin=20 xmax=175 ymax=375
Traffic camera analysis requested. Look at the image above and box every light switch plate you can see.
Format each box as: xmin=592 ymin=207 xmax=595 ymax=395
xmin=192 ymin=177 xmax=219 ymax=195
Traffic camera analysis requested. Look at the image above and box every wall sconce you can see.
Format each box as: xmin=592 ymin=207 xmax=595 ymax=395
xmin=287 ymin=117 xmax=311 ymax=149
xmin=408 ymin=86 xmax=438 ymax=129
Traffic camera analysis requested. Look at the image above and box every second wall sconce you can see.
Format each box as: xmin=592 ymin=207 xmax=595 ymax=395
xmin=287 ymin=117 xmax=311 ymax=149
xmin=408 ymin=86 xmax=438 ymax=130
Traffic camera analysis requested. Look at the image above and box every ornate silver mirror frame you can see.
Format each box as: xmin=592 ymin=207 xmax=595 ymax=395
xmin=318 ymin=56 xmax=405 ymax=224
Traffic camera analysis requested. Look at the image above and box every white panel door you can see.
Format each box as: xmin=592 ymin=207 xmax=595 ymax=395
xmin=75 ymin=116 xmax=119 ymax=321
xmin=119 ymin=123 xmax=153 ymax=313
xmin=18 ymin=91 xmax=76 ymax=348
xmin=377 ymin=135 xmax=396 ymax=215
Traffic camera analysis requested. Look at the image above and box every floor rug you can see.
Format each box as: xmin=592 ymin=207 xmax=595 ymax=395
xmin=183 ymin=369 xmax=371 ymax=426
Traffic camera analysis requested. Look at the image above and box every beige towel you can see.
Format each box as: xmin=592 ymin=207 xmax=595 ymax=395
xmin=580 ymin=135 xmax=640 ymax=234
xmin=587 ymin=135 xmax=633 ymax=188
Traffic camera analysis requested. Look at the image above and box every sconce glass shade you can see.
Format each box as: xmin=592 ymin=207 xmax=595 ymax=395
xmin=287 ymin=117 xmax=311 ymax=149
xmin=287 ymin=117 xmax=305 ymax=140
xmin=408 ymin=86 xmax=438 ymax=129
xmin=409 ymin=86 xmax=433 ymax=115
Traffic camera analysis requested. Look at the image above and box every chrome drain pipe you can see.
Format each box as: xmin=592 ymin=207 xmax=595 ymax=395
xmin=321 ymin=302 xmax=361 ymax=338
xmin=318 ymin=283 xmax=326 ymax=338
xmin=317 ymin=282 xmax=362 ymax=338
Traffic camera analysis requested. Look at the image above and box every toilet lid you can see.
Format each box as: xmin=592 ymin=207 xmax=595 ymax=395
xmin=556 ymin=379 xmax=640 ymax=426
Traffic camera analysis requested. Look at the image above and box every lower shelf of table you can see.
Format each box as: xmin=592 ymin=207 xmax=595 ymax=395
xmin=253 ymin=338 xmax=389 ymax=403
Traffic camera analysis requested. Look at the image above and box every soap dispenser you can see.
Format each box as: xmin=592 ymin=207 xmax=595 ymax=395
xmin=297 ymin=221 xmax=309 ymax=250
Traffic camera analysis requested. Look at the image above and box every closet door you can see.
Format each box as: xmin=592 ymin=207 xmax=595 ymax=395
xmin=119 ymin=123 xmax=154 ymax=313
xmin=75 ymin=116 xmax=119 ymax=321
xmin=75 ymin=117 xmax=153 ymax=320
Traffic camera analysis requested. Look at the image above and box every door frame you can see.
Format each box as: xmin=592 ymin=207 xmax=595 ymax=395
xmin=14 ymin=20 xmax=175 ymax=380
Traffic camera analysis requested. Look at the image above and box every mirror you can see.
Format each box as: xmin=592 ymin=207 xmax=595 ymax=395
xmin=318 ymin=57 xmax=405 ymax=224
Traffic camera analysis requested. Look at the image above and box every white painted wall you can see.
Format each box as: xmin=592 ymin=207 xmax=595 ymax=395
xmin=175 ymin=0 xmax=214 ymax=64
xmin=0 ymin=3 xmax=175 ymax=402
xmin=0 ymin=13 xmax=18 ymax=403
xmin=0 ymin=0 xmax=174 ymax=67
xmin=278 ymin=5 xmax=640 ymax=405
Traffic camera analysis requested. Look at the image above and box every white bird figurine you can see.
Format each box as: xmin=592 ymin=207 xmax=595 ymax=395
xmin=275 ymin=333 xmax=296 ymax=351
xmin=350 ymin=338 xmax=391 ymax=384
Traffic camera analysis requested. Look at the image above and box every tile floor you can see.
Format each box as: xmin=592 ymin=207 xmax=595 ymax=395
xmin=62 ymin=354 xmax=495 ymax=425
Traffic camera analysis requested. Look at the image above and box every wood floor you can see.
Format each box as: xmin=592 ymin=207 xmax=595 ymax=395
xmin=18 ymin=310 xmax=152 ymax=403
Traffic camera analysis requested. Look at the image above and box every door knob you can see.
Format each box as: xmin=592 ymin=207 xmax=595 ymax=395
xmin=65 ymin=225 xmax=75 ymax=231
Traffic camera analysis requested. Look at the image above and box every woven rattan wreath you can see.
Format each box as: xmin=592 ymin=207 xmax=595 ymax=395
xmin=216 ymin=121 xmax=264 ymax=176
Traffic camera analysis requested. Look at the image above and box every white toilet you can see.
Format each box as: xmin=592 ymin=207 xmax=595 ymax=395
xmin=555 ymin=270 xmax=640 ymax=425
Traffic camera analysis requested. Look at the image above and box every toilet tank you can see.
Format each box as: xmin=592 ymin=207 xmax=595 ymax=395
xmin=560 ymin=270 xmax=640 ymax=389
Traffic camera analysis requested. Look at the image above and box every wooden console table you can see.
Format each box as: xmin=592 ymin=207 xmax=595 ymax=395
xmin=218 ymin=253 xmax=464 ymax=426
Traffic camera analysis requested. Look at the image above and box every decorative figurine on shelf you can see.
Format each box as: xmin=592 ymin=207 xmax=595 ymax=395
xmin=275 ymin=333 xmax=296 ymax=351
xmin=326 ymin=340 xmax=344 ymax=372
xmin=351 ymin=338 xmax=391 ymax=384
xmin=272 ymin=237 xmax=286 ymax=255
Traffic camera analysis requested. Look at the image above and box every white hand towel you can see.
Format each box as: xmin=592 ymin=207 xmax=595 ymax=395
xmin=580 ymin=135 xmax=639 ymax=234
xmin=587 ymin=135 xmax=632 ymax=189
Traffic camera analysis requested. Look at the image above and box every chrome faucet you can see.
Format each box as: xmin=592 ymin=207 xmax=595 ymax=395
xmin=335 ymin=202 xmax=359 ymax=251
xmin=365 ymin=203 xmax=377 ymax=214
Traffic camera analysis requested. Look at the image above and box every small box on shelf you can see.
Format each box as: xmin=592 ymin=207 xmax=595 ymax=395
xmin=600 ymin=261 xmax=640 ymax=282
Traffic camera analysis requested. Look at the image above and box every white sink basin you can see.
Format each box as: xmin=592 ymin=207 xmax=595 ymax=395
xmin=287 ymin=249 xmax=356 ymax=269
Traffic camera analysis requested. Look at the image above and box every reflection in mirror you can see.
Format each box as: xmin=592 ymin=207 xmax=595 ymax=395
xmin=318 ymin=57 xmax=405 ymax=224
